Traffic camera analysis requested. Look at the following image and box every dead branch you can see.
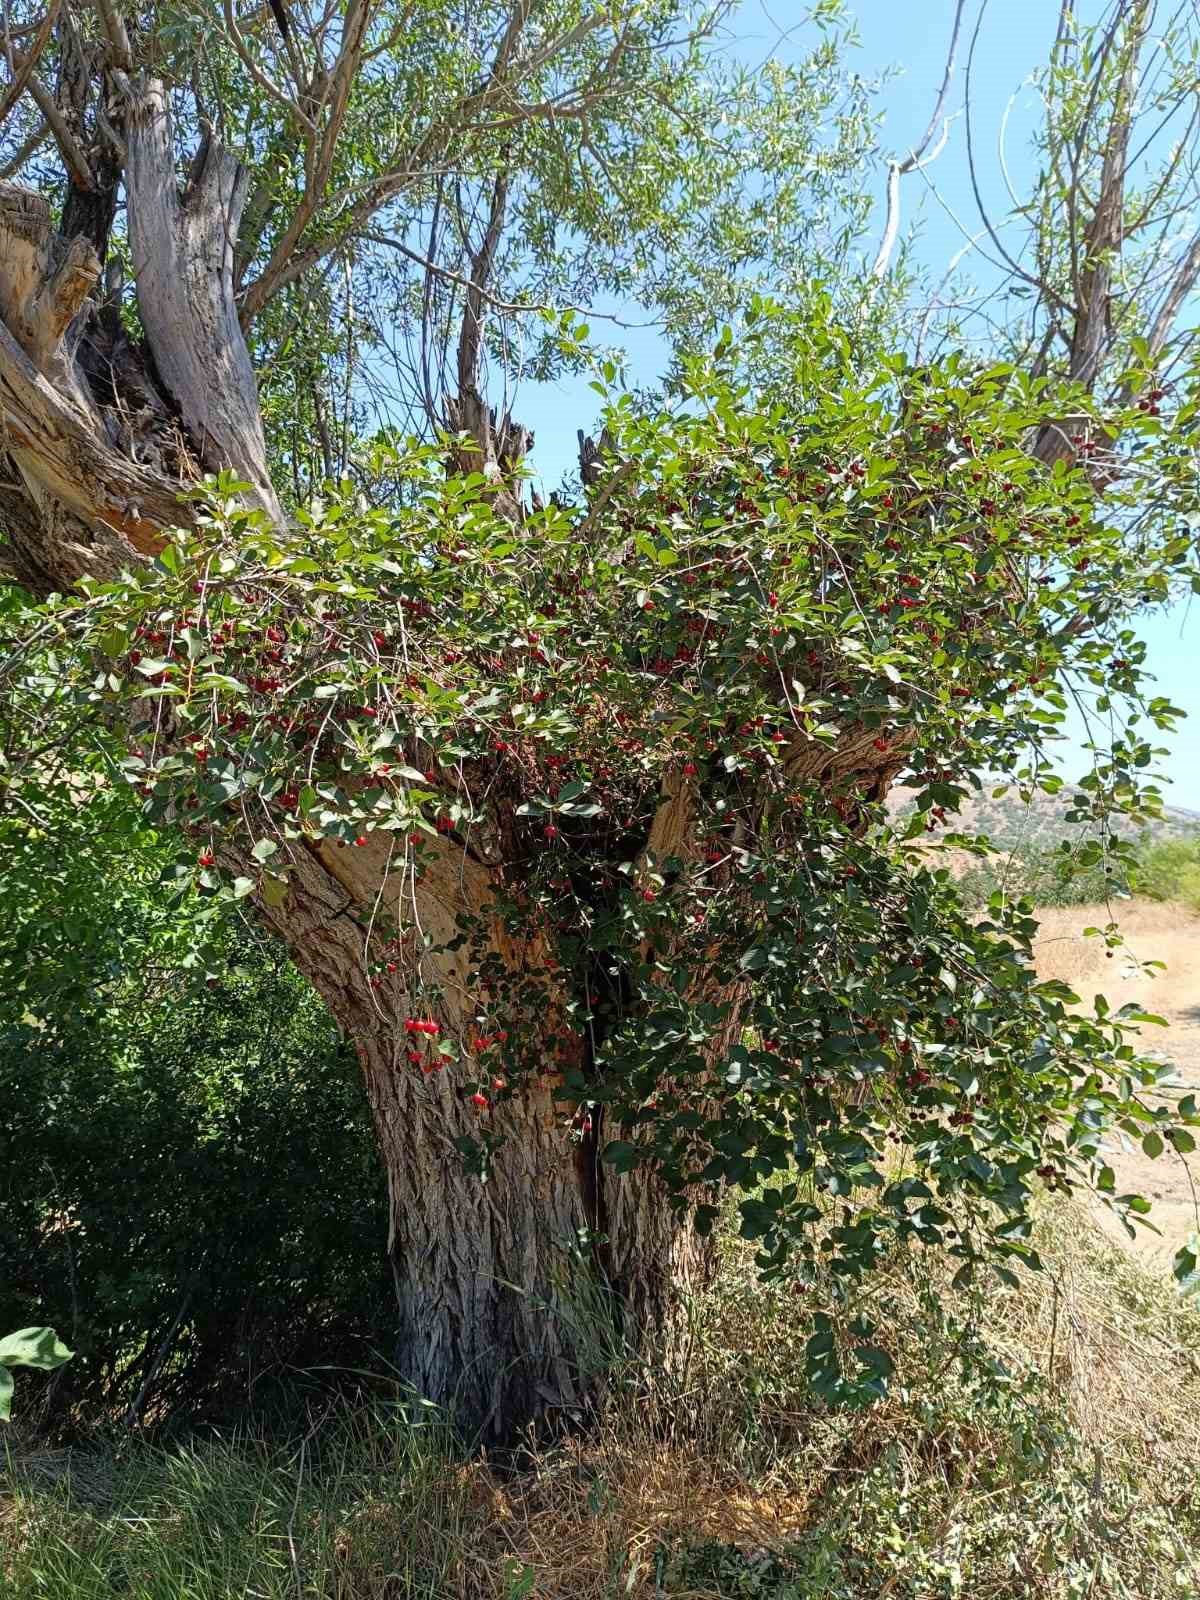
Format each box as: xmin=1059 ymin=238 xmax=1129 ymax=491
xmin=871 ymin=0 xmax=967 ymax=278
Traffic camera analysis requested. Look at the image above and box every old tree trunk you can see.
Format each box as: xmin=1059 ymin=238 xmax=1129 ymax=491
xmin=0 ymin=83 xmax=725 ymax=1439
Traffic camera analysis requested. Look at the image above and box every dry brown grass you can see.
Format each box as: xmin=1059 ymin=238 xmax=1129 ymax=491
xmin=1031 ymin=897 xmax=1200 ymax=991
xmin=1028 ymin=899 xmax=1200 ymax=1268
xmin=5 ymin=1206 xmax=1200 ymax=1600
xmin=455 ymin=1443 xmax=817 ymax=1598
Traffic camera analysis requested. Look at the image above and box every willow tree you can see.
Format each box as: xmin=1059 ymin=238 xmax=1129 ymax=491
xmin=2 ymin=0 xmax=1199 ymax=1436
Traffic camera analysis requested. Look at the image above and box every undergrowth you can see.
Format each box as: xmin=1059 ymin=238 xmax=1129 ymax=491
xmin=3 ymin=1204 xmax=1198 ymax=1599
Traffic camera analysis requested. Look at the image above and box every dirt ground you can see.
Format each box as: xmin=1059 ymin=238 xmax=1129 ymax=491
xmin=1032 ymin=899 xmax=1200 ymax=1268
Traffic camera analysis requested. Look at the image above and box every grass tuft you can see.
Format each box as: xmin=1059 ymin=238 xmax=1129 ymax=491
xmin=3 ymin=1203 xmax=1198 ymax=1598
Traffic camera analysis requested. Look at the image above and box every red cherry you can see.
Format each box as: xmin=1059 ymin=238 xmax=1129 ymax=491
xmin=471 ymin=1092 xmax=490 ymax=1110
xmin=197 ymin=851 xmax=215 ymax=867
xmin=355 ymin=834 xmax=369 ymax=846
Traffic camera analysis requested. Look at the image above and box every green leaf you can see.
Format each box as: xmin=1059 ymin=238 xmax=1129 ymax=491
xmin=603 ymin=1140 xmax=640 ymax=1174
xmin=251 ymin=838 xmax=279 ymax=862
xmin=1174 ymin=1238 xmax=1200 ymax=1299
xmin=0 ymin=1327 xmax=74 ymax=1371
xmin=0 ymin=1327 xmax=73 ymax=1419
xmin=261 ymin=873 xmax=289 ymax=910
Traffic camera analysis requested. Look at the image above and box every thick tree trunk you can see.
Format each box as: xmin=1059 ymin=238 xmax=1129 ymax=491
xmin=238 ymin=826 xmax=712 ymax=1440
xmin=360 ymin=1030 xmax=706 ymax=1439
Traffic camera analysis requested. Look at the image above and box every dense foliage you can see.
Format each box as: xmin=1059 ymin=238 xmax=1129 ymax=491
xmin=9 ymin=306 xmax=1197 ymax=1398
xmin=0 ymin=656 xmax=389 ymax=1426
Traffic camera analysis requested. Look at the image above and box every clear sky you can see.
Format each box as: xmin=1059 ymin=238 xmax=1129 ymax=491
xmin=512 ymin=1 xmax=1199 ymax=805
xmin=838 ymin=0 xmax=1199 ymax=808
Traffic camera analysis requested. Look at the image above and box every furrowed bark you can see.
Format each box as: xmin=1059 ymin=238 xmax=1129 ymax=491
xmin=239 ymin=826 xmax=714 ymax=1438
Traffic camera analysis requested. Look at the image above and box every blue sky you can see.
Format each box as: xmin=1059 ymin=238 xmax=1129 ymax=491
xmin=841 ymin=0 xmax=1199 ymax=807
xmin=513 ymin=1 xmax=1199 ymax=804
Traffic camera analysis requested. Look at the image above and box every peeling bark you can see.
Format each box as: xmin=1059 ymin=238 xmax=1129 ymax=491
xmin=121 ymin=80 xmax=282 ymax=522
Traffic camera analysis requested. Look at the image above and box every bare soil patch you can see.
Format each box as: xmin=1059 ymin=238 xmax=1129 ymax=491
xmin=1032 ymin=899 xmax=1200 ymax=1266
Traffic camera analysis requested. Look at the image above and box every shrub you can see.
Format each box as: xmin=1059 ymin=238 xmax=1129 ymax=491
xmin=1134 ymin=835 xmax=1200 ymax=912
xmin=0 ymin=738 xmax=390 ymax=1432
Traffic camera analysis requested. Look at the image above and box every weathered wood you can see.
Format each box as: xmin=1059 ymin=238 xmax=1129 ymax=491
xmin=121 ymin=80 xmax=283 ymax=522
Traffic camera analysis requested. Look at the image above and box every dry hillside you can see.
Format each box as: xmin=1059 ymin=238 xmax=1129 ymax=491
xmin=888 ymin=782 xmax=1200 ymax=851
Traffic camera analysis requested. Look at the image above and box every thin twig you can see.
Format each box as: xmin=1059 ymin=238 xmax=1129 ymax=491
xmin=870 ymin=0 xmax=967 ymax=278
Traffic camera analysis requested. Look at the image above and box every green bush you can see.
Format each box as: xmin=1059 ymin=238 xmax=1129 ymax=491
xmin=955 ymin=840 xmax=1124 ymax=910
xmin=0 ymin=728 xmax=390 ymax=1432
xmin=1133 ymin=835 xmax=1200 ymax=912
xmin=0 ymin=934 xmax=391 ymax=1432
xmin=955 ymin=829 xmax=1200 ymax=913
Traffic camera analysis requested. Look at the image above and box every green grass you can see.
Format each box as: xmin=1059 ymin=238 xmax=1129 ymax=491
xmin=3 ymin=1205 xmax=1199 ymax=1599
xmin=2 ymin=1404 xmax=470 ymax=1600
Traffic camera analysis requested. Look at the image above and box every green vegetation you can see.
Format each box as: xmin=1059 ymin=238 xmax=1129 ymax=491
xmin=17 ymin=310 xmax=1200 ymax=1417
xmin=3 ymin=1209 xmax=1197 ymax=1598
xmin=955 ymin=830 xmax=1200 ymax=913
xmin=2 ymin=0 xmax=1200 ymax=1588
xmin=0 ymin=681 xmax=389 ymax=1429
xmin=1135 ymin=836 xmax=1200 ymax=915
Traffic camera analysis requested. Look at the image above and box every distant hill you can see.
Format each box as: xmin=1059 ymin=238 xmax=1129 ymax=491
xmin=887 ymin=783 xmax=1200 ymax=851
